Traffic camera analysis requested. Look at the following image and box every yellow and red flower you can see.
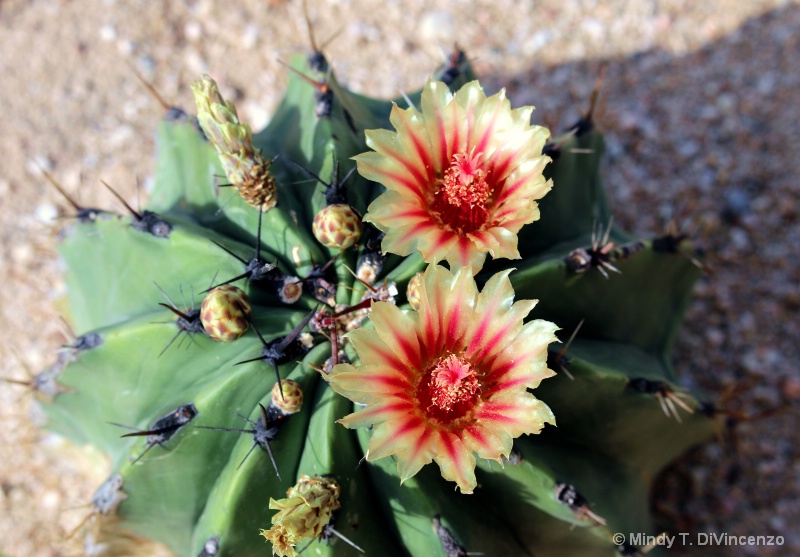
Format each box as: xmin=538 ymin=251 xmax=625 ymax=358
xmin=356 ymin=80 xmax=552 ymax=272
xmin=324 ymin=264 xmax=557 ymax=494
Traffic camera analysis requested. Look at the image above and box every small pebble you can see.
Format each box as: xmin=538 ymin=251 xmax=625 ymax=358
xmin=99 ymin=24 xmax=117 ymax=42
xmin=35 ymin=204 xmax=58 ymax=223
xmin=241 ymin=24 xmax=259 ymax=49
xmin=184 ymin=21 xmax=202 ymax=42
xmin=418 ymin=11 xmax=455 ymax=44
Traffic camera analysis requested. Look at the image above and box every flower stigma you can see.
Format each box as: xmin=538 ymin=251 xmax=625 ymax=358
xmin=418 ymin=354 xmax=482 ymax=423
xmin=430 ymin=150 xmax=493 ymax=235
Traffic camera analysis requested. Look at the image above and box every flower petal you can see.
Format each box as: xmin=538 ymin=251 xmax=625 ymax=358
xmin=433 ymin=431 xmax=478 ymax=494
xmin=367 ymin=415 xmax=428 ymax=460
xmin=369 ymin=302 xmax=422 ymax=371
xmin=337 ymin=399 xmax=414 ymax=429
xmin=395 ymin=428 xmax=438 ymax=482
xmin=325 ymin=364 xmax=409 ymax=405
xmin=474 ymin=394 xmax=556 ymax=438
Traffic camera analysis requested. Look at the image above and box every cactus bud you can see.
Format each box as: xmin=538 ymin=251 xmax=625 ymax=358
xmin=406 ymin=272 xmax=423 ymax=311
xmin=270 ymin=379 xmax=303 ymax=415
xmin=191 ymin=75 xmax=277 ymax=211
xmin=200 ymin=285 xmax=251 ymax=342
xmin=312 ymin=204 xmax=363 ymax=249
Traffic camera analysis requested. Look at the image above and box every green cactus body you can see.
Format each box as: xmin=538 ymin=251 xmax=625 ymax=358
xmin=43 ymin=50 xmax=714 ymax=557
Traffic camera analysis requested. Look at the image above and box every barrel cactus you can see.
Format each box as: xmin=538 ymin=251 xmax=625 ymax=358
xmin=40 ymin=44 xmax=715 ymax=557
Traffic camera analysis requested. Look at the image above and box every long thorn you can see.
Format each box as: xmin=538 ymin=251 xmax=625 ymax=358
xmin=656 ymin=392 xmax=671 ymax=418
xmin=284 ymin=157 xmax=328 ymax=187
xmin=584 ymin=507 xmax=607 ymax=526
xmin=302 ymin=0 xmax=319 ymax=52
xmin=101 ymin=180 xmax=141 ymax=219
xmin=398 ymin=88 xmax=417 ymax=110
xmin=272 ymin=363 xmax=284 ymax=402
xmin=664 ymin=395 xmax=683 ymax=423
xmin=157 ymin=303 xmax=195 ymax=322
xmin=235 ymin=412 xmax=258 ymax=427
xmin=236 ymin=442 xmax=260 ymax=470
xmin=210 ymin=240 xmax=248 ymax=264
xmin=255 ymin=207 xmax=264 ymax=260
xmin=602 ymin=217 xmax=614 ymax=246
xmin=339 ymin=165 xmax=357 ymax=188
xmin=329 ymin=528 xmax=365 ymax=553
xmin=107 ymin=421 xmax=140 ymax=433
xmin=206 ymin=271 xmax=220 ymax=293
xmin=319 ymin=25 xmax=345 ymax=51
xmin=275 ymin=306 xmax=319 ymax=353
xmin=158 ymin=330 xmax=183 ymax=358
xmin=203 ymin=271 xmax=251 ymax=292
xmin=263 ymin=440 xmax=281 ymax=479
xmin=40 ymin=167 xmax=82 ymax=211
xmin=126 ymin=59 xmax=171 ymax=111
xmin=195 ymin=425 xmax=255 ymax=434
xmin=128 ymin=442 xmax=158 ymax=466
xmin=234 ymin=355 xmax=268 ymax=366
xmin=585 ymin=66 xmax=608 ymax=122
xmin=65 ymin=511 xmax=96 ymax=540
xmin=248 ymin=319 xmax=270 ymax=347
xmin=669 ymin=392 xmax=695 ymax=414
xmin=600 ymin=260 xmax=621 ymax=275
xmin=556 ymin=319 xmax=585 ymax=360
xmin=154 ymin=282 xmax=178 ymax=308
xmin=119 ymin=427 xmax=175 ymax=438
xmin=258 ymin=403 xmax=271 ymax=427
xmin=278 ymin=60 xmax=329 ymax=92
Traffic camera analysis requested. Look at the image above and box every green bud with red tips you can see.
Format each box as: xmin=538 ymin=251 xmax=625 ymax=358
xmin=312 ymin=204 xmax=363 ymax=249
xmin=200 ymin=285 xmax=251 ymax=342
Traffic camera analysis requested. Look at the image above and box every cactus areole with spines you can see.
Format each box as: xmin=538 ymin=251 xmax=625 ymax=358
xmin=43 ymin=46 xmax=714 ymax=557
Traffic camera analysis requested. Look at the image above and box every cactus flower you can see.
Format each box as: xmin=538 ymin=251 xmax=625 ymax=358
xmin=260 ymin=475 xmax=341 ymax=557
xmin=324 ymin=264 xmax=558 ymax=493
xmin=356 ymin=80 xmax=552 ymax=272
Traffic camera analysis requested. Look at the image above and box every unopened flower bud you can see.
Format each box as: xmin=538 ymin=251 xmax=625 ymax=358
xmin=200 ymin=285 xmax=251 ymax=342
xmin=312 ymin=204 xmax=363 ymax=249
xmin=191 ymin=75 xmax=277 ymax=211
xmin=406 ymin=272 xmax=423 ymax=311
xmin=270 ymin=379 xmax=303 ymax=415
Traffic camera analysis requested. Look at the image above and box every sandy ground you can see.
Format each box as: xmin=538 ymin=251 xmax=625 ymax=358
xmin=1 ymin=0 xmax=798 ymax=555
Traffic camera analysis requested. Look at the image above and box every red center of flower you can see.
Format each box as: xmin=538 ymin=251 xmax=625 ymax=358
xmin=429 ymin=150 xmax=493 ymax=235
xmin=417 ymin=354 xmax=482 ymax=424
